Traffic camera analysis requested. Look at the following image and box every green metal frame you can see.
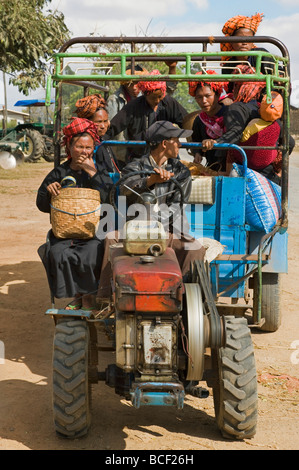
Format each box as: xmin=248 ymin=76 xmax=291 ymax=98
xmin=47 ymin=50 xmax=288 ymax=103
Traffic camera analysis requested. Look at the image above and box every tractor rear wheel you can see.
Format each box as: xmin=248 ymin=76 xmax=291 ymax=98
xmin=253 ymin=272 xmax=282 ymax=332
xmin=211 ymin=316 xmax=258 ymax=439
xmin=52 ymin=318 xmax=91 ymax=438
xmin=17 ymin=129 xmax=45 ymax=162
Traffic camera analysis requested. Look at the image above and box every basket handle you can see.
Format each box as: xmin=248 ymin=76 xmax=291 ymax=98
xmin=50 ymin=204 xmax=101 ymax=219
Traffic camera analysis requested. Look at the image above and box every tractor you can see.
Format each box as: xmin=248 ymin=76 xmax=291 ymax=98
xmin=42 ymin=33 xmax=291 ymax=439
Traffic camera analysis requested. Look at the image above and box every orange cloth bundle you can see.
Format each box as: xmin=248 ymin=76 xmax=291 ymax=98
xmin=181 ymin=160 xmax=219 ymax=176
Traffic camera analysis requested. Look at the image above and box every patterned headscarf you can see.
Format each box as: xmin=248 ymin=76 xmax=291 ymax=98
xmin=62 ymin=118 xmax=100 ymax=158
xmin=188 ymin=70 xmax=228 ymax=97
xmin=75 ymin=93 xmax=107 ymax=119
xmin=120 ymin=65 xmax=149 ymax=85
xmin=137 ymin=69 xmax=167 ymax=94
xmin=232 ymin=64 xmax=266 ymax=103
xmin=221 ymin=13 xmax=264 ymax=61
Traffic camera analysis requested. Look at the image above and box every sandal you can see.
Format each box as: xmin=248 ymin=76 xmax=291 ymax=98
xmin=65 ymin=298 xmax=82 ymax=310
xmin=81 ymin=306 xmax=97 ymax=312
xmin=81 ymin=294 xmax=96 ymax=311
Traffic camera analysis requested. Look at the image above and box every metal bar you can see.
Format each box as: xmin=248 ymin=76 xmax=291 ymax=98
xmin=53 ymin=82 xmax=62 ymax=167
xmin=215 ymin=254 xmax=269 ymax=261
xmin=52 ymin=50 xmax=287 ymax=83
xmin=215 ymin=227 xmax=278 ymax=299
xmin=103 ymin=141 xmax=248 ymax=174
xmin=58 ymin=36 xmax=290 ymax=59
xmin=216 ymin=266 xmax=259 ymax=299
xmin=45 ymin=308 xmax=94 ymax=319
xmin=61 ymin=80 xmax=109 ymax=92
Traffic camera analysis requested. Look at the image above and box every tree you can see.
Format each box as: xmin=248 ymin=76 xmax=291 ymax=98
xmin=0 ymin=0 xmax=70 ymax=94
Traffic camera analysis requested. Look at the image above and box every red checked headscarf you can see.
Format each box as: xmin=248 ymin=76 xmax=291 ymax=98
xmin=232 ymin=64 xmax=266 ymax=103
xmin=221 ymin=13 xmax=264 ymax=61
xmin=62 ymin=118 xmax=100 ymax=158
xmin=75 ymin=93 xmax=107 ymax=119
xmin=188 ymin=70 xmax=228 ymax=97
xmin=137 ymin=69 xmax=167 ymax=95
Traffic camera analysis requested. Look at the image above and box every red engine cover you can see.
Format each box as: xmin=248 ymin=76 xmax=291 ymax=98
xmin=111 ymin=247 xmax=183 ymax=312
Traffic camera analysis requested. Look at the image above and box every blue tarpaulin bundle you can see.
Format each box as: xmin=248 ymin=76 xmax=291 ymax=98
xmin=14 ymin=100 xmax=54 ymax=107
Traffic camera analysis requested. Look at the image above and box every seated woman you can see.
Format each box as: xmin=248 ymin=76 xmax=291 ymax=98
xmin=220 ymin=13 xmax=275 ymax=80
xmin=188 ymin=70 xmax=230 ymax=171
xmin=107 ymin=69 xmax=187 ymax=161
xmin=226 ymin=91 xmax=295 ymax=184
xmin=36 ymin=118 xmax=114 ymax=310
xmin=189 ymin=69 xmax=288 ymax=176
xmin=75 ymin=93 xmax=122 ymax=174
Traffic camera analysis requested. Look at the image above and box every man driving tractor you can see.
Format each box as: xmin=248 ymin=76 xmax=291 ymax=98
xmin=96 ymin=120 xmax=206 ymax=303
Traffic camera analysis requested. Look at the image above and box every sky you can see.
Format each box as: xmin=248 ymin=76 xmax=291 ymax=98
xmin=1 ymin=0 xmax=299 ymax=108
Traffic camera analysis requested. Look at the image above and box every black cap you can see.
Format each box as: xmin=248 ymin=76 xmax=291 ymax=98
xmin=145 ymin=120 xmax=193 ymax=143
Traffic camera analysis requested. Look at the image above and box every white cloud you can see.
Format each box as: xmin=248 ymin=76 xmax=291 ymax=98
xmin=56 ymin=0 xmax=211 ymax=37
xmin=189 ymin=0 xmax=209 ymax=8
xmin=5 ymin=3 xmax=299 ymax=108
xmin=274 ymin=0 xmax=299 ymax=5
xmin=259 ymin=14 xmax=299 ymax=82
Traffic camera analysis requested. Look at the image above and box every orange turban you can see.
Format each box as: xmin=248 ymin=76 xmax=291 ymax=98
xmin=221 ymin=13 xmax=264 ymax=60
xmin=75 ymin=94 xmax=107 ymax=119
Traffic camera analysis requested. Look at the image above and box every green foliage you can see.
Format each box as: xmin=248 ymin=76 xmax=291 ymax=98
xmin=0 ymin=119 xmax=17 ymax=130
xmin=173 ymin=81 xmax=199 ymax=114
xmin=0 ymin=0 xmax=70 ymax=94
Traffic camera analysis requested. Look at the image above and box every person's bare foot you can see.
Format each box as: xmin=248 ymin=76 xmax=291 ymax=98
xmin=65 ymin=294 xmax=82 ymax=310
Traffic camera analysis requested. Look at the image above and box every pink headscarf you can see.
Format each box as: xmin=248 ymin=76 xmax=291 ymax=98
xmin=188 ymin=70 xmax=228 ymax=97
xmin=137 ymin=69 xmax=167 ymax=94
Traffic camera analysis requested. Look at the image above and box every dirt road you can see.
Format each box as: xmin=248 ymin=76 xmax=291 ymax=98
xmin=0 ymin=155 xmax=298 ymax=451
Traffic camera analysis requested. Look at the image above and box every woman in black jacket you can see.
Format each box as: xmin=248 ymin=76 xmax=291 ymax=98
xmin=75 ymin=93 xmax=122 ymax=174
xmin=37 ymin=118 xmax=114 ymax=310
xmin=107 ymin=70 xmax=187 ymax=161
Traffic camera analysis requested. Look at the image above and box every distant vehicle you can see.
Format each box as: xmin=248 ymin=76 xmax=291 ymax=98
xmin=7 ymin=99 xmax=55 ymax=162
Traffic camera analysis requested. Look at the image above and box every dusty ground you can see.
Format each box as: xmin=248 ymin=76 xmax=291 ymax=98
xmin=0 ymin=155 xmax=298 ymax=451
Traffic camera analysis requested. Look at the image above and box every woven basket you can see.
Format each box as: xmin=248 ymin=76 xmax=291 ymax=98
xmin=50 ymin=188 xmax=101 ymax=239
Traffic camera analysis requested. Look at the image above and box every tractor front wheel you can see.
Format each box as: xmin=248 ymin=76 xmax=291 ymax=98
xmin=52 ymin=318 xmax=91 ymax=438
xmin=211 ymin=316 xmax=258 ymax=439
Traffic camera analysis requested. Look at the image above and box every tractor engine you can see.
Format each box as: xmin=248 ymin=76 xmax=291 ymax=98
xmin=106 ymin=242 xmax=186 ymax=408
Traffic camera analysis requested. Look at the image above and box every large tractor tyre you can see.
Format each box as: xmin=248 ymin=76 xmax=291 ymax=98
xmin=43 ymin=150 xmax=54 ymax=162
xmin=17 ymin=129 xmax=45 ymax=162
xmin=42 ymin=136 xmax=55 ymax=162
xmin=211 ymin=316 xmax=258 ymax=440
xmin=253 ymin=272 xmax=281 ymax=332
xmin=52 ymin=319 xmax=91 ymax=438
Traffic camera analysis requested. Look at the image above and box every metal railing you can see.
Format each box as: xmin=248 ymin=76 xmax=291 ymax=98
xmin=46 ymin=36 xmax=290 ymax=228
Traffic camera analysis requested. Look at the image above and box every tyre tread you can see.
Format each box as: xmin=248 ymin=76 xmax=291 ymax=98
xmin=212 ymin=317 xmax=258 ymax=439
xmin=52 ymin=319 xmax=91 ymax=438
